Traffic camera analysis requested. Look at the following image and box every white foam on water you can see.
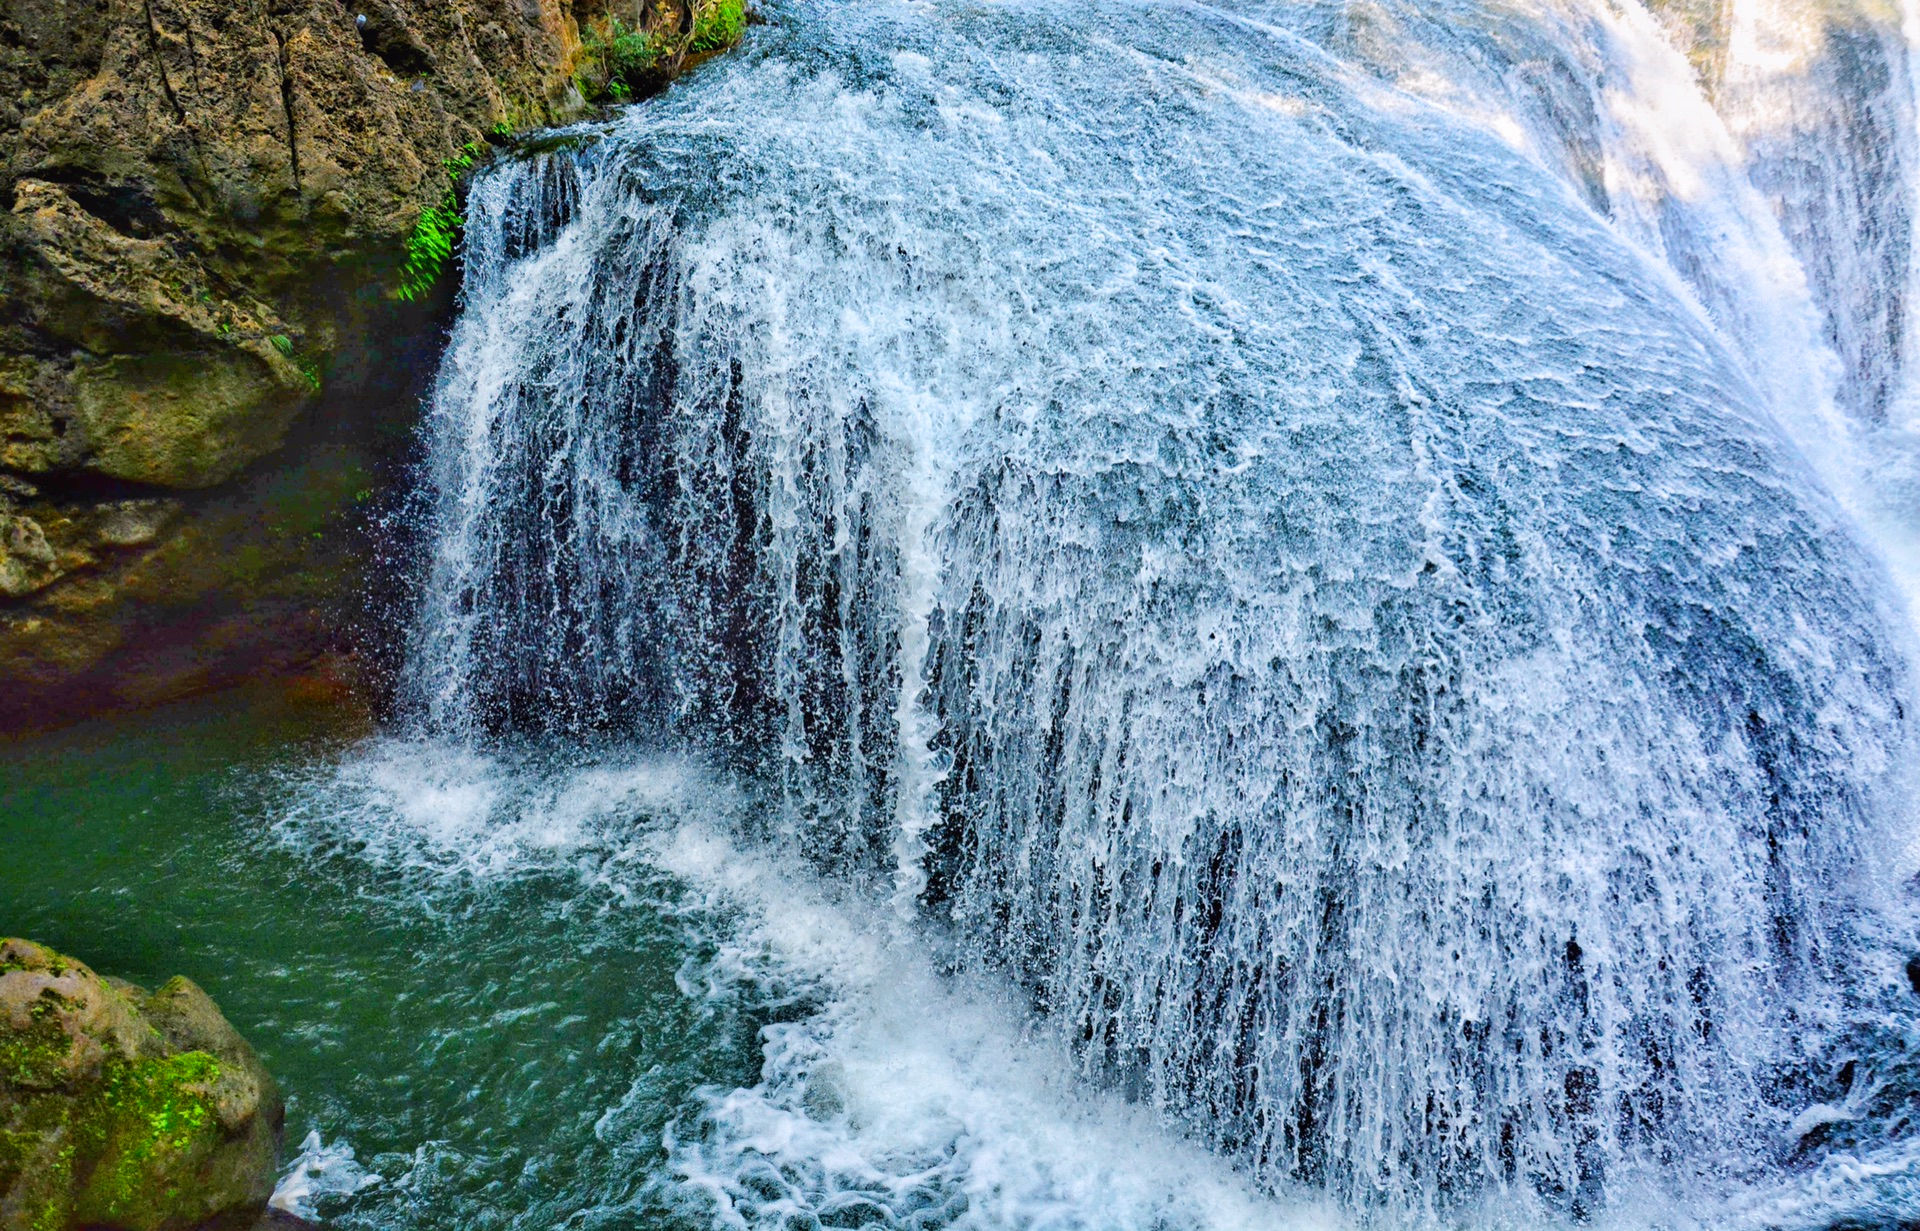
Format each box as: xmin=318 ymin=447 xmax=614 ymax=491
xmin=270 ymin=741 xmax=1347 ymax=1230
xmin=268 ymin=737 xmax=720 ymax=883
xmin=269 ymin=725 xmax=1917 ymax=1229
xmin=647 ymin=815 xmax=1349 ymax=1231
xmin=271 ymin=1131 xmax=383 ymax=1218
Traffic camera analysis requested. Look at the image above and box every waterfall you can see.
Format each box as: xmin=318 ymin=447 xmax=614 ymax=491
xmin=1717 ymin=0 xmax=1920 ymax=427
xmin=397 ymin=0 xmax=1920 ymax=1223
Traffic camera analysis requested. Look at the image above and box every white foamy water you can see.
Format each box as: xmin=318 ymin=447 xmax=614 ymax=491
xmin=652 ymin=810 xmax=1352 ymax=1231
xmin=272 ymin=1132 xmax=383 ymax=1218
xmin=354 ymin=0 xmax=1920 ymax=1224
xmin=270 ymin=742 xmax=1350 ymax=1230
xmin=271 ymin=733 xmax=1918 ymax=1229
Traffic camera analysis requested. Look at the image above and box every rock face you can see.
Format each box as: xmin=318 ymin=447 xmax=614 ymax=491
xmin=0 ymin=0 xmax=739 ymax=730
xmin=0 ymin=938 xmax=283 ymax=1231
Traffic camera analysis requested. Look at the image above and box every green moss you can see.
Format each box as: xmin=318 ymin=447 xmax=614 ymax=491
xmin=0 ymin=1116 xmax=78 ymax=1231
xmin=1 ymin=946 xmax=69 ymax=977
xmin=488 ymin=94 xmax=555 ymax=141
xmin=0 ymin=1126 xmax=23 ymax=1185
xmin=0 ymin=997 xmax=76 ymax=1090
xmin=0 ymin=1119 xmax=50 ymax=1193
xmin=0 ymin=1027 xmax=69 ymax=1091
xmin=74 ymin=1051 xmax=224 ymax=1223
xmin=2 ymin=948 xmax=275 ymax=1229
xmin=32 ymin=1179 xmax=73 ymax=1231
xmin=508 ymin=130 xmax=604 ymax=158
xmin=0 ymin=1033 xmax=223 ymax=1231
xmin=29 ymin=1174 xmax=75 ymax=1231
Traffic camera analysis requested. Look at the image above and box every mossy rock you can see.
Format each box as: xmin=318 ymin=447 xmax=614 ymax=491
xmin=0 ymin=940 xmax=283 ymax=1231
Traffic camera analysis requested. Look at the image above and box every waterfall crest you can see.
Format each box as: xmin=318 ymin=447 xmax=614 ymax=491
xmin=400 ymin=0 xmax=1920 ymax=1221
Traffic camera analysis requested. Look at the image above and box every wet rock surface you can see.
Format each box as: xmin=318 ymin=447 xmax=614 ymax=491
xmin=0 ymin=0 xmax=741 ymax=730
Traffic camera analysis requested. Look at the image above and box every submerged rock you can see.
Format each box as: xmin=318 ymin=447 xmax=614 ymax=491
xmin=0 ymin=938 xmax=283 ymax=1231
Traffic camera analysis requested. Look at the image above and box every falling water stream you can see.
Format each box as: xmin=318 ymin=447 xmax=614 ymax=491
xmin=378 ymin=0 xmax=1920 ymax=1222
xmin=7 ymin=0 xmax=1920 ymax=1228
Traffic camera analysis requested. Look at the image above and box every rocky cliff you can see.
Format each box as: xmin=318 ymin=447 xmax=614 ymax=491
xmin=0 ymin=0 xmax=734 ymax=730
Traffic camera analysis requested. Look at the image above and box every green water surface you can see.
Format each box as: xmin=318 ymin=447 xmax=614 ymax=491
xmin=0 ymin=687 xmax=757 ymax=1229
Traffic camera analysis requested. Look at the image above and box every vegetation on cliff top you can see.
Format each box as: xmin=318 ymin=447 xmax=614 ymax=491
xmin=394 ymin=1 xmax=747 ymax=302
xmin=577 ymin=0 xmax=747 ymax=103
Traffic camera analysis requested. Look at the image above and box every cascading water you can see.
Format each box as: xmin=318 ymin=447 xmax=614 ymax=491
xmin=393 ymin=0 xmax=1920 ymax=1225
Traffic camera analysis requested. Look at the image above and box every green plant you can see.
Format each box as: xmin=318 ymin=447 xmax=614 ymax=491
xmin=606 ymin=20 xmax=664 ymax=81
xmin=575 ymin=15 xmax=670 ymax=104
xmin=395 ymin=142 xmax=487 ymax=303
xmin=261 ymin=332 xmax=321 ymax=392
xmin=573 ymin=4 xmax=744 ymax=105
xmin=691 ymin=0 xmax=746 ymax=53
xmin=395 ymin=199 xmax=459 ymax=302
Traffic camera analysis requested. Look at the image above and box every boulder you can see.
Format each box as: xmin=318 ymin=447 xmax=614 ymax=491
xmin=0 ymin=938 xmax=283 ymax=1231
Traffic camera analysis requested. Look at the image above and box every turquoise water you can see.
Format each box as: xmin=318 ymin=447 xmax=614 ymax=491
xmin=0 ymin=688 xmax=764 ymax=1229
xmin=0 ymin=689 xmax=1357 ymax=1231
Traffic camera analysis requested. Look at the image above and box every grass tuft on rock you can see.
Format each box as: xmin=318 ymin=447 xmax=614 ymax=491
xmin=692 ymin=0 xmax=746 ymax=53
